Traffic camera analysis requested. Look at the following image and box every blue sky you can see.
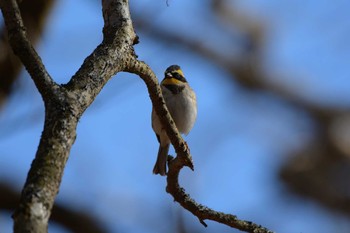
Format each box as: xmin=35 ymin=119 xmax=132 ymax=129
xmin=1 ymin=0 xmax=350 ymax=232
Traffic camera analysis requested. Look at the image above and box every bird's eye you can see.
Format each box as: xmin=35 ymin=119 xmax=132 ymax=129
xmin=173 ymin=72 xmax=181 ymax=79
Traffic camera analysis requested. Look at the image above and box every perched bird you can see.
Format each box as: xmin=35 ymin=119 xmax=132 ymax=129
xmin=152 ymin=65 xmax=197 ymax=176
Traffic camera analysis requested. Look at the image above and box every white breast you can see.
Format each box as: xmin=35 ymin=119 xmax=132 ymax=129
xmin=162 ymin=84 xmax=197 ymax=135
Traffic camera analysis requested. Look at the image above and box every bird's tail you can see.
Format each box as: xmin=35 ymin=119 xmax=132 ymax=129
xmin=153 ymin=144 xmax=170 ymax=176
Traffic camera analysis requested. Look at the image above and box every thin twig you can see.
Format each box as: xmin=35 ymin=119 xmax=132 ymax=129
xmin=125 ymin=58 xmax=273 ymax=233
xmin=166 ymin=156 xmax=274 ymax=233
xmin=124 ymin=59 xmax=194 ymax=169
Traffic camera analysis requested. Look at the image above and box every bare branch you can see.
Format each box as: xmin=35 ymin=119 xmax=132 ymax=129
xmin=0 ymin=0 xmax=55 ymax=107
xmin=64 ymin=0 xmax=137 ymax=111
xmin=125 ymin=59 xmax=273 ymax=233
xmin=124 ymin=59 xmax=194 ymax=170
xmin=166 ymin=157 xmax=273 ymax=233
xmin=1 ymin=0 xmax=137 ymax=232
xmin=0 ymin=183 xmax=108 ymax=233
xmin=0 ymin=0 xmax=57 ymax=99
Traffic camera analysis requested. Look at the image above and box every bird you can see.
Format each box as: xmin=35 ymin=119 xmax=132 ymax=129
xmin=152 ymin=65 xmax=197 ymax=176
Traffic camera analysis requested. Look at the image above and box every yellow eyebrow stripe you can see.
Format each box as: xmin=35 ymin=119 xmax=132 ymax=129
xmin=176 ymin=69 xmax=184 ymax=77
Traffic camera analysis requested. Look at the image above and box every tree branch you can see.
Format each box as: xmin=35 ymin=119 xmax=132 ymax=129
xmin=0 ymin=0 xmax=57 ymax=99
xmin=64 ymin=0 xmax=137 ymax=111
xmin=0 ymin=0 xmax=55 ymax=107
xmin=1 ymin=0 xmax=137 ymax=232
xmin=125 ymin=60 xmax=273 ymax=233
xmin=124 ymin=59 xmax=194 ymax=170
xmin=138 ymin=1 xmax=350 ymax=219
xmin=0 ymin=183 xmax=108 ymax=233
xmin=166 ymin=157 xmax=273 ymax=233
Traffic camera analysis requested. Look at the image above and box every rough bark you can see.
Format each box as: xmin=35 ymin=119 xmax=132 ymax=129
xmin=1 ymin=0 xmax=136 ymax=232
xmin=0 ymin=183 xmax=107 ymax=233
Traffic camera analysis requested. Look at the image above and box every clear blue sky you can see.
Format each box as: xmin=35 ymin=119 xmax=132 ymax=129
xmin=1 ymin=0 xmax=350 ymax=232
